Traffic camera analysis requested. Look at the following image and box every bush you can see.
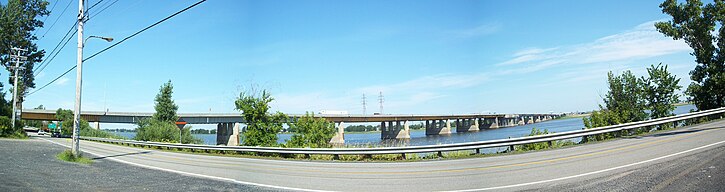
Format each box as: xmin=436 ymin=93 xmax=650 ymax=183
xmin=135 ymin=118 xmax=201 ymax=144
xmin=285 ymin=113 xmax=335 ymax=148
xmin=56 ymin=150 xmax=92 ymax=164
xmin=0 ymin=116 xmax=26 ymax=138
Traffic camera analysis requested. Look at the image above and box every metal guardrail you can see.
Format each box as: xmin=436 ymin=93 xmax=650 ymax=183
xmin=81 ymin=107 xmax=725 ymax=156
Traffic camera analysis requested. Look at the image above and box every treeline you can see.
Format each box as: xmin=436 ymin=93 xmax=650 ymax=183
xmin=190 ymin=129 xmax=217 ymax=134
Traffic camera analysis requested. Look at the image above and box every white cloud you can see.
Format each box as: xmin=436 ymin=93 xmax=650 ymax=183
xmin=496 ymin=20 xmax=690 ymax=72
xmin=452 ymin=23 xmax=501 ymax=38
xmin=54 ymin=77 xmax=69 ymax=85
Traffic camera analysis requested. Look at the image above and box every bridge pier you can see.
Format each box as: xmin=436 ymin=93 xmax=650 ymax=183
xmin=92 ymin=122 xmax=100 ymax=130
xmin=381 ymin=121 xmax=410 ymax=139
xmin=518 ymin=117 xmax=525 ymax=126
xmin=490 ymin=117 xmax=499 ymax=129
xmin=426 ymin=119 xmax=452 ymax=135
xmin=329 ymin=122 xmax=345 ymax=146
xmin=535 ymin=116 xmax=542 ymax=123
xmin=456 ymin=118 xmax=479 ymax=132
xmin=216 ymin=122 xmax=240 ymax=146
xmin=527 ymin=116 xmax=535 ymax=124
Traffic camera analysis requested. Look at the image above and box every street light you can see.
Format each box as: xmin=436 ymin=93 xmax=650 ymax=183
xmin=84 ymin=35 xmax=114 ymax=44
xmin=71 ymin=15 xmax=113 ymax=157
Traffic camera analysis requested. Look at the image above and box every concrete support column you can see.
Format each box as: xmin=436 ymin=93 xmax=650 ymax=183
xmin=491 ymin=117 xmax=499 ymax=129
xmin=93 ymin=122 xmax=100 ymax=130
xmin=329 ymin=121 xmax=345 ymax=146
xmin=527 ymin=116 xmax=535 ymax=124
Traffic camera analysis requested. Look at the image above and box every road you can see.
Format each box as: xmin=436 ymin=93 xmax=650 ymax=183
xmin=13 ymin=119 xmax=725 ymax=191
xmin=0 ymin=136 xmax=280 ymax=192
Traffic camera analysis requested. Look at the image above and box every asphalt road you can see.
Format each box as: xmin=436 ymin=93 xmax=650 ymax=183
xmin=0 ymin=137 xmax=281 ymax=192
xmin=11 ymin=119 xmax=725 ymax=191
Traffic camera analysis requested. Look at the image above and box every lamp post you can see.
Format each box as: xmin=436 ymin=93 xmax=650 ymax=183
xmin=72 ymin=0 xmax=114 ymax=157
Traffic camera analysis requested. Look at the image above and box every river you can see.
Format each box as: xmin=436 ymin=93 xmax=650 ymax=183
xmin=106 ymin=105 xmax=697 ymax=147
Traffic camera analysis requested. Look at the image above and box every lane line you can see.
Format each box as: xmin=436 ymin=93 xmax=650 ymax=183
xmin=38 ymin=138 xmax=331 ymax=192
xmin=75 ymin=128 xmax=707 ymax=176
xmin=446 ymin=139 xmax=725 ymax=192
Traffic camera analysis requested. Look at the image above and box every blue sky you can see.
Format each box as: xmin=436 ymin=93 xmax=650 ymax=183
xmin=17 ymin=0 xmax=696 ymax=120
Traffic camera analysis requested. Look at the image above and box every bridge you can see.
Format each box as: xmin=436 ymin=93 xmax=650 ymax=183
xmin=20 ymin=109 xmax=561 ymax=145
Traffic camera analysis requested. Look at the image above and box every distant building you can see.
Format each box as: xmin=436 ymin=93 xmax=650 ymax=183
xmin=318 ymin=110 xmax=349 ymax=115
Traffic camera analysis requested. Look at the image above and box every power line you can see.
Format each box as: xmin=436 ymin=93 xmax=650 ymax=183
xmin=39 ymin=0 xmax=74 ymax=40
xmin=35 ymin=29 xmax=77 ymax=75
xmin=28 ymin=0 xmax=207 ymax=97
xmin=33 ymin=0 xmax=59 ymax=38
xmin=34 ymin=21 xmax=77 ymax=75
xmin=84 ymin=0 xmax=206 ymax=62
xmin=89 ymin=0 xmax=119 ymax=20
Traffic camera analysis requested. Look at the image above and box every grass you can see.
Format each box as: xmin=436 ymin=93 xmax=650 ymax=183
xmin=56 ymin=150 xmax=93 ymax=164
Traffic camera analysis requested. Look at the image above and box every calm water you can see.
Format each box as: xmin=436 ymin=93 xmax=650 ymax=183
xmin=107 ymin=105 xmax=698 ymax=147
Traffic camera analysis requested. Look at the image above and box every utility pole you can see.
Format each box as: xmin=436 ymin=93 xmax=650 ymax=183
xmin=362 ymin=93 xmax=367 ymax=115
xmin=72 ymin=0 xmax=85 ymax=157
xmin=10 ymin=47 xmax=27 ymax=128
xmin=378 ymin=91 xmax=384 ymax=115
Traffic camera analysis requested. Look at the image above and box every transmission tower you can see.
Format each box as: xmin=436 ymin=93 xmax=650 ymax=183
xmin=378 ymin=91 xmax=384 ymax=114
xmin=362 ymin=93 xmax=367 ymax=115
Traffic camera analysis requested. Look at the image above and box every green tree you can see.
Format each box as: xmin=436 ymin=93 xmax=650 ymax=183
xmin=655 ymin=0 xmax=725 ymax=110
xmin=54 ymin=108 xmax=121 ymax=139
xmin=152 ymin=80 xmax=178 ymax=122
xmin=235 ymin=89 xmax=287 ymax=147
xmin=286 ymin=113 xmax=335 ymax=148
xmin=602 ymin=71 xmax=648 ymax=123
xmin=134 ymin=118 xmax=200 ymax=144
xmin=0 ymin=0 xmax=50 ymax=105
xmin=583 ymin=71 xmax=647 ymax=141
xmin=135 ymin=81 xmax=200 ymax=144
xmin=642 ymin=63 xmax=681 ymax=119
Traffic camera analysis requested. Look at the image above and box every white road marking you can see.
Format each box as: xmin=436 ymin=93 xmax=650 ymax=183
xmin=38 ymin=137 xmax=725 ymax=192
xmin=39 ymin=138 xmax=331 ymax=192
xmin=447 ymin=139 xmax=725 ymax=192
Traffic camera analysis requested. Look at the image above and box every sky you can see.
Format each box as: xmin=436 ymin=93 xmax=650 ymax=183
xmin=11 ymin=0 xmax=699 ymax=126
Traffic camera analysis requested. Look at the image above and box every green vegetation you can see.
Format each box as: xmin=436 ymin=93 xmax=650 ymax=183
xmin=56 ymin=150 xmax=92 ymax=164
xmin=643 ymin=63 xmax=682 ymax=119
xmin=55 ymin=109 xmax=123 ymax=139
xmin=583 ymin=64 xmax=681 ymax=141
xmin=0 ymin=0 xmax=49 ymax=103
xmin=656 ymin=0 xmax=725 ymax=111
xmin=515 ymin=128 xmax=575 ymax=151
xmin=135 ymin=80 xmax=201 ymax=144
xmin=286 ymin=113 xmax=335 ymax=148
xmin=235 ymin=89 xmax=287 ymax=147
xmin=190 ymin=129 xmax=216 ymax=134
xmin=345 ymin=125 xmax=378 ymax=132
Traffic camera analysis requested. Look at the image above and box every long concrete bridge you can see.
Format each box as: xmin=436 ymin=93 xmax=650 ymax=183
xmin=21 ymin=109 xmax=562 ymax=145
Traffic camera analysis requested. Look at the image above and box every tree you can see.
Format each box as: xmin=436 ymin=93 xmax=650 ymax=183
xmin=135 ymin=81 xmax=200 ymax=144
xmin=602 ymin=71 xmax=648 ymax=123
xmin=642 ymin=63 xmax=681 ymax=119
xmin=54 ymin=108 xmax=123 ymax=139
xmin=286 ymin=113 xmax=335 ymax=148
xmin=583 ymin=71 xmax=648 ymax=141
xmin=0 ymin=0 xmax=50 ymax=107
xmin=152 ymin=80 xmax=178 ymax=122
xmin=235 ymin=89 xmax=287 ymax=147
xmin=655 ymin=0 xmax=725 ymax=110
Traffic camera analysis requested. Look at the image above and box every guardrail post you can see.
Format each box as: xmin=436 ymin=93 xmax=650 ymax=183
xmin=581 ymin=128 xmax=588 ymax=143
xmin=401 ymin=153 xmax=406 ymax=160
xmin=304 ymin=154 xmax=310 ymax=159
xmin=333 ymin=154 xmax=340 ymax=160
xmin=437 ymin=151 xmax=443 ymax=158
xmin=475 ymin=148 xmax=480 ymax=154
xmin=364 ymin=154 xmax=372 ymax=159
xmin=507 ymin=136 xmax=515 ymax=152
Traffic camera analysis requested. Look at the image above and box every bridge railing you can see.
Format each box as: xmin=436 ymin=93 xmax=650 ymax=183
xmin=81 ymin=107 xmax=725 ymax=157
